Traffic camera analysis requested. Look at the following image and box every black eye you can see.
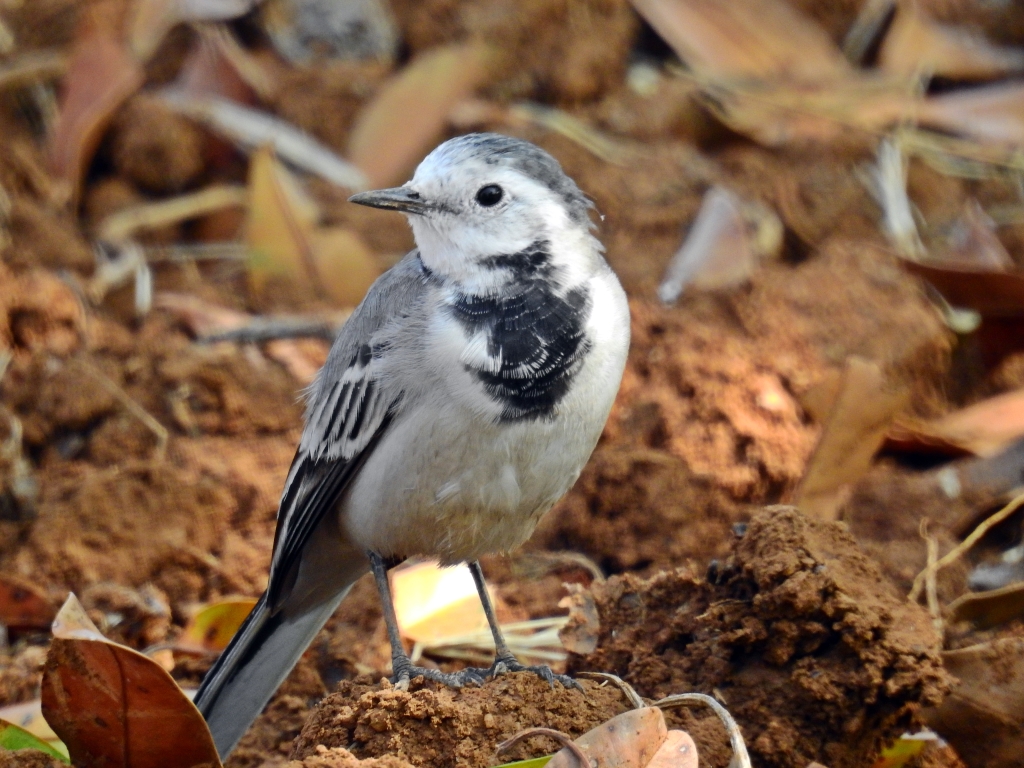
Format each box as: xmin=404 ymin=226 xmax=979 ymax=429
xmin=475 ymin=184 xmax=503 ymax=207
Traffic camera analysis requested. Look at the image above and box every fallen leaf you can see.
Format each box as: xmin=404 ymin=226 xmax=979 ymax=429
xmin=696 ymin=75 xmax=917 ymax=146
xmin=40 ymin=593 xmax=222 ymax=768
xmin=932 ymin=199 xmax=1014 ymax=271
xmin=245 ymin=144 xmax=319 ymax=295
xmin=48 ymin=2 xmax=145 ymax=203
xmin=871 ymin=734 xmax=935 ymax=768
xmin=887 ymin=388 xmax=1024 ymax=458
xmin=129 ymin=0 xmax=260 ymax=61
xmin=658 ymin=185 xmax=782 ymax=303
xmin=557 ymin=584 xmax=600 ymax=656
xmin=917 ymin=83 xmax=1024 ymax=148
xmin=173 ymin=28 xmax=262 ymax=106
xmin=0 ymin=575 xmax=55 ymax=630
xmin=176 ymin=598 xmax=256 ymax=653
xmin=925 ymin=638 xmax=1024 ymax=768
xmin=0 ymin=701 xmax=58 ymax=744
xmin=163 ymin=93 xmax=368 ymax=190
xmin=545 ymin=708 xmax=667 ymax=768
xmin=154 ymin=292 xmax=337 ymax=383
xmin=492 ymin=759 xmax=553 ymax=768
xmin=307 ymin=226 xmax=380 ymax=307
xmin=949 ymin=581 xmax=1024 ymax=629
xmin=348 ymin=42 xmax=492 ymax=187
xmin=796 ymin=357 xmax=909 ymax=521
xmin=900 ymin=259 xmax=1024 ymax=316
xmin=629 ymin=0 xmax=850 ymax=81
xmin=391 ymin=561 xmax=489 ymax=645
xmin=646 ymin=730 xmax=698 ymax=768
xmin=878 ymin=3 xmax=1024 ymax=80
xmin=0 ymin=719 xmax=69 ymax=763
xmin=97 ymin=185 xmax=248 ymax=243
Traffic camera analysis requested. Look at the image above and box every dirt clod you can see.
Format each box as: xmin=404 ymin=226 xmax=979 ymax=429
xmin=109 ymin=95 xmax=208 ymax=194
xmin=291 ymin=675 xmax=632 ymax=768
xmin=563 ymin=506 xmax=951 ymax=768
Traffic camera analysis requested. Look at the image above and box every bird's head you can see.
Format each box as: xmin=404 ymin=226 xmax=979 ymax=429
xmin=349 ymin=133 xmax=602 ymax=290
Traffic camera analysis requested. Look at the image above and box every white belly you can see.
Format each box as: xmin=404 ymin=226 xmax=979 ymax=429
xmin=339 ymin=271 xmax=629 ymax=564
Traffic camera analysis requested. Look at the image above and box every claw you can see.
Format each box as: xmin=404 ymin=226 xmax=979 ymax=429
xmin=391 ymin=660 xmax=489 ymax=690
xmin=485 ymin=653 xmax=583 ymax=691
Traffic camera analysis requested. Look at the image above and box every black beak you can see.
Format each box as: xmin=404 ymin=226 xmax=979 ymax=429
xmin=348 ymin=187 xmax=431 ymax=215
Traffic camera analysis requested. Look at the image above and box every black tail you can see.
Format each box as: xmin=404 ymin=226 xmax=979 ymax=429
xmin=194 ymin=588 xmax=350 ymax=759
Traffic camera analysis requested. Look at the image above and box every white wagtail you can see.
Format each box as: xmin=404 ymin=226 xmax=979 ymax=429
xmin=194 ymin=133 xmax=631 ymax=758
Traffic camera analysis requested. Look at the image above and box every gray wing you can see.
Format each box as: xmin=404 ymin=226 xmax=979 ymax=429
xmin=265 ymin=251 xmax=428 ymax=610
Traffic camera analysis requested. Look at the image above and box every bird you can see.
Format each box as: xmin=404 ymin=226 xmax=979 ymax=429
xmin=194 ymin=132 xmax=631 ymax=759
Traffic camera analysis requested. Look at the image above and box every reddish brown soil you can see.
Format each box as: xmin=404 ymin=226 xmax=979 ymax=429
xmin=3 ymin=1 xmax=1024 ymax=767
xmin=563 ymin=507 xmax=951 ymax=768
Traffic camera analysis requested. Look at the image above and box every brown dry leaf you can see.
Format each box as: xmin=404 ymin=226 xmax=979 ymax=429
xmin=949 ymin=582 xmax=1024 ymax=629
xmin=878 ymin=2 xmax=1024 ymax=80
xmin=245 ymin=144 xmax=319 ymax=295
xmin=154 ymin=293 xmax=333 ymax=384
xmin=0 ymin=700 xmax=59 ymax=745
xmin=41 ymin=594 xmax=222 ymax=768
xmin=545 ymin=707 xmax=668 ymax=768
xmin=348 ymin=42 xmax=492 ymax=188
xmin=925 ymin=638 xmax=1024 ymax=768
xmin=0 ymin=574 xmax=56 ymax=630
xmin=892 ymin=388 xmax=1024 ymax=458
xmin=155 ymin=291 xmax=251 ymax=337
xmin=48 ymin=2 xmax=145 ymax=203
xmin=174 ymin=30 xmax=260 ymax=106
xmin=307 ymin=226 xmax=380 ymax=307
xmin=557 ymin=583 xmax=600 ymax=656
xmin=796 ymin=357 xmax=909 ymax=521
xmin=646 ymin=730 xmax=698 ymax=768
xmin=630 ymin=0 xmax=850 ymax=82
xmin=164 ymin=94 xmax=367 ymax=189
xmin=917 ymin=83 xmax=1024 ymax=148
xmin=658 ymin=186 xmax=782 ymax=303
xmin=176 ymin=598 xmax=256 ymax=653
xmin=696 ymin=75 xmax=917 ymax=146
xmin=933 ymin=200 xmax=1014 ymax=270
xmin=129 ymin=0 xmax=260 ymax=61
xmin=900 ymin=259 xmax=1024 ymax=316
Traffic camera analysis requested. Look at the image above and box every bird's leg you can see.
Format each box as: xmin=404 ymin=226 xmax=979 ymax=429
xmin=368 ymin=551 xmax=485 ymax=690
xmin=467 ymin=560 xmax=581 ymax=690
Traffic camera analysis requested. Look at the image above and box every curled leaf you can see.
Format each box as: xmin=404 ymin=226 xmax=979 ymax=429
xmin=0 ymin=719 xmax=69 ymax=763
xmin=796 ymin=358 xmax=908 ymax=521
xmin=49 ymin=3 xmax=145 ymax=202
xmin=41 ymin=594 xmax=222 ymax=768
xmin=878 ymin=4 xmax=1024 ymax=80
xmin=0 ymin=575 xmax=55 ymax=631
xmin=629 ymin=0 xmax=849 ymax=81
xmin=348 ymin=42 xmax=493 ymax=187
xmin=245 ymin=144 xmax=319 ymax=294
xmin=176 ymin=598 xmax=256 ymax=653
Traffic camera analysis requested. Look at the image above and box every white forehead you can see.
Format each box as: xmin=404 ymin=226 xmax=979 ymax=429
xmin=408 ymin=133 xmax=591 ymax=224
xmin=413 ymin=144 xmax=522 ymax=192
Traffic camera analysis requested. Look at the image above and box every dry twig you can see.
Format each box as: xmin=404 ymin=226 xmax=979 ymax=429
xmin=656 ymin=693 xmax=753 ymax=768
xmin=910 ymin=490 xmax=1024 ymax=603
xmin=78 ymin=361 xmax=168 ymax=461
xmin=920 ymin=519 xmax=944 ymax=635
xmin=496 ymin=727 xmax=592 ymax=768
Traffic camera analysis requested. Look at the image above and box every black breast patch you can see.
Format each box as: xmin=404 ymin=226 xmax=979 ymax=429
xmin=449 ymin=241 xmax=592 ymax=422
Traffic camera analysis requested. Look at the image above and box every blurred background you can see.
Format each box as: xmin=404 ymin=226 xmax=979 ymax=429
xmin=2 ymin=1 xmax=1024 ymax=766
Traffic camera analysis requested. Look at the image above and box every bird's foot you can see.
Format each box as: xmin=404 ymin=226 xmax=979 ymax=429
xmin=469 ymin=652 xmax=583 ymax=691
xmin=391 ymin=657 xmax=486 ymax=691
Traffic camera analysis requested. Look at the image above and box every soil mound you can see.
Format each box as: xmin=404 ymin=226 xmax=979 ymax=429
xmin=562 ymin=506 xmax=951 ymax=768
